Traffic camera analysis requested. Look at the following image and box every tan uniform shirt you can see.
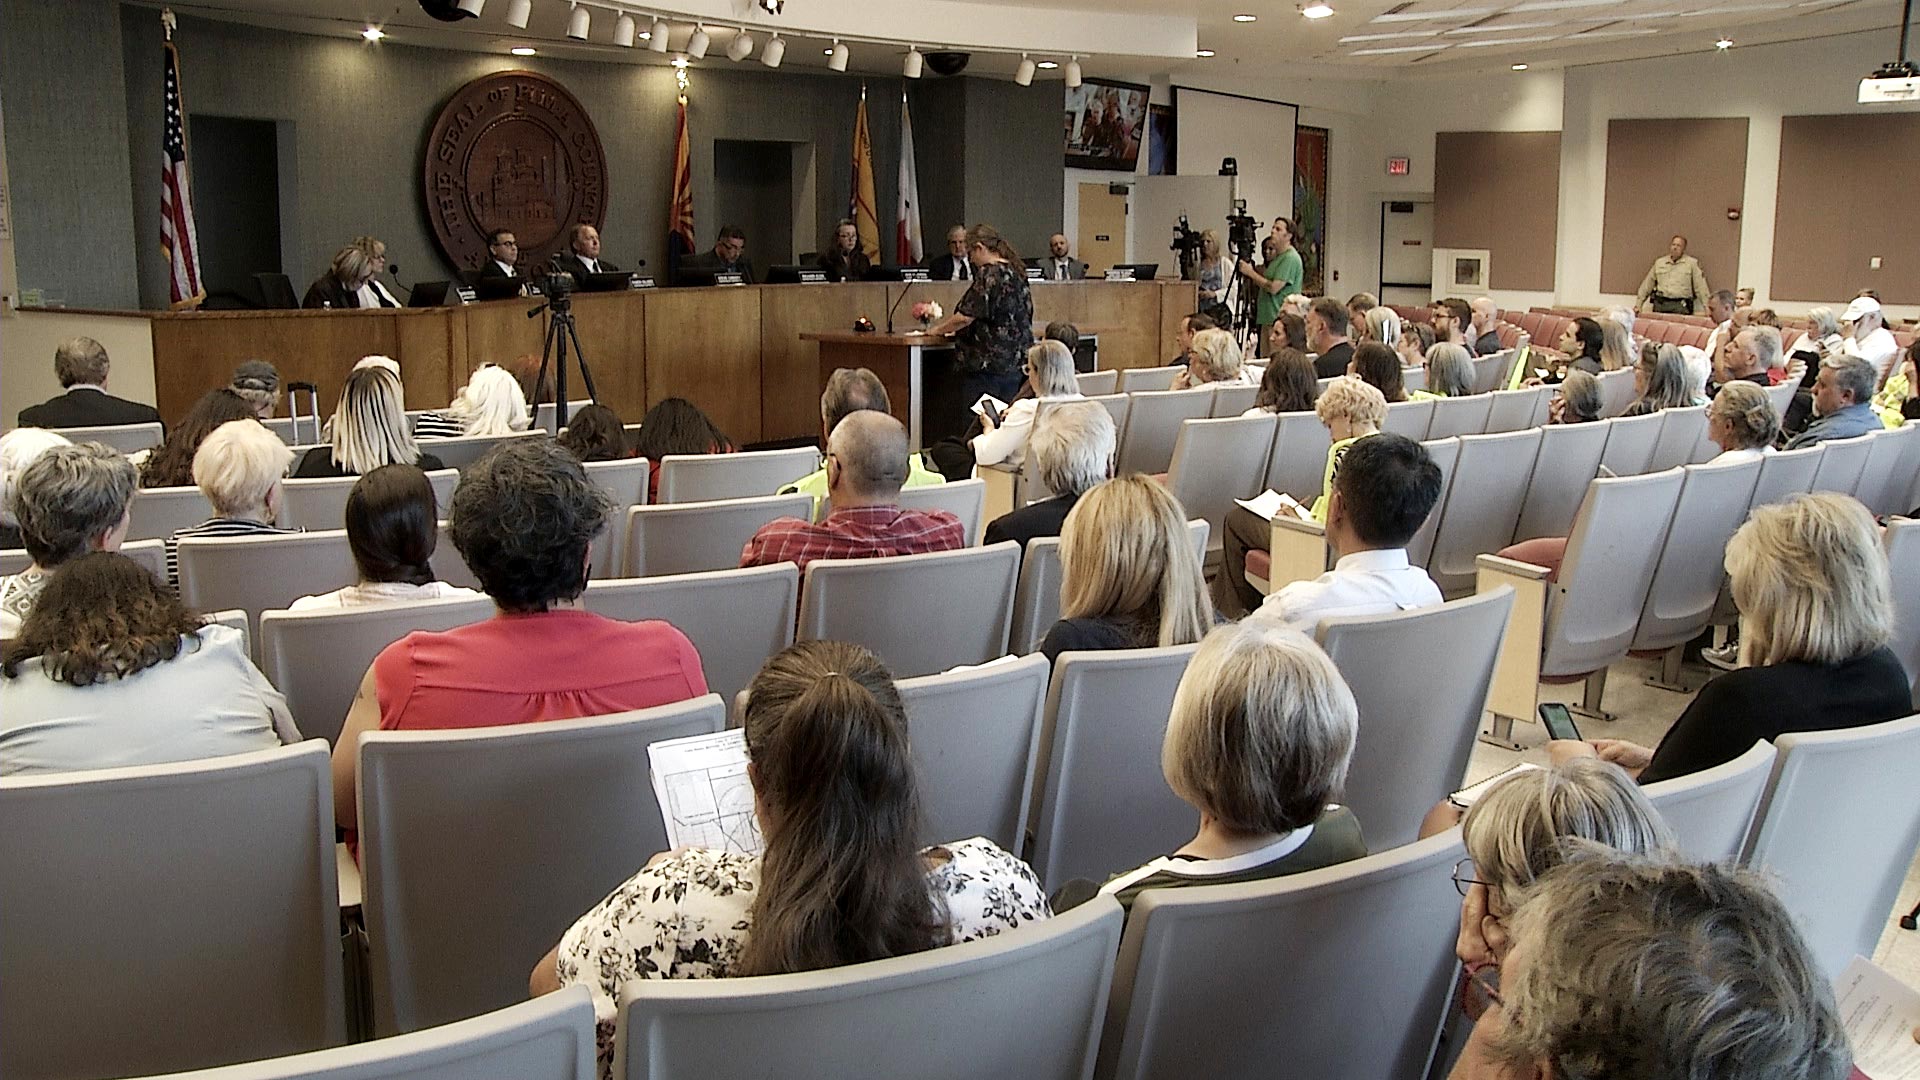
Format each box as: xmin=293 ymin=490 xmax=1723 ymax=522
xmin=1636 ymin=255 xmax=1711 ymax=313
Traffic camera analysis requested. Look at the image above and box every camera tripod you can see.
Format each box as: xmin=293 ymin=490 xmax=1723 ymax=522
xmin=527 ymin=275 xmax=601 ymax=430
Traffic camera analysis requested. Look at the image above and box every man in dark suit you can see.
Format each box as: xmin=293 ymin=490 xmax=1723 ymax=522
xmin=980 ymin=399 xmax=1114 ymax=551
xmin=1040 ymin=233 xmax=1087 ymax=282
xmin=924 ymin=225 xmax=972 ymax=282
xmin=679 ymin=225 xmax=755 ymax=284
xmin=17 ymin=337 xmax=164 ymax=429
xmin=477 ymin=228 xmax=521 ymax=281
xmin=548 ymin=223 xmax=621 ymax=280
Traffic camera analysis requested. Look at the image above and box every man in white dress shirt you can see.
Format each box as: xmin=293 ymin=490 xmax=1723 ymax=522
xmin=1249 ymin=433 xmax=1444 ymax=635
xmin=1838 ymin=295 xmax=1899 ymax=386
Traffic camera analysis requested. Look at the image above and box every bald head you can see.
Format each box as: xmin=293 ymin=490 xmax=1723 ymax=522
xmin=827 ymin=410 xmax=910 ymax=500
xmin=1470 ymin=297 xmax=1498 ymax=334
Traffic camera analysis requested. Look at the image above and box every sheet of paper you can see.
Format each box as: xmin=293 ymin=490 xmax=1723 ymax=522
xmin=1837 ymin=955 xmax=1920 ymax=1080
xmin=647 ymin=728 xmax=763 ymax=857
xmin=1235 ymin=489 xmax=1286 ymax=521
xmin=1448 ymin=762 xmax=1542 ymax=809
xmin=969 ymin=394 xmax=1009 ymax=417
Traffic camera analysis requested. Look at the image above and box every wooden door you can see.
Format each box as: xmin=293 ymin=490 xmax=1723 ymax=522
xmin=1077 ymin=183 xmax=1127 ymax=276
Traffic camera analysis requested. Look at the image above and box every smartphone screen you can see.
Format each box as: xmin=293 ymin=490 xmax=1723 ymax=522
xmin=1538 ymin=702 xmax=1582 ymax=742
xmin=983 ymin=401 xmax=1004 ymax=426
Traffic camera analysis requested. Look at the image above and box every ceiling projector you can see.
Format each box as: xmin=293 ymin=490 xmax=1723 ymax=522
xmin=1858 ymin=62 xmax=1919 ymax=104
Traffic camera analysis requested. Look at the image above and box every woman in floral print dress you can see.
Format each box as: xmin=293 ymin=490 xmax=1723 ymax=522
xmin=531 ymin=640 xmax=1050 ymax=1071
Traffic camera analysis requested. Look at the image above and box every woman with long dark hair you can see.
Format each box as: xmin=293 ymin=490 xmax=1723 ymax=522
xmin=557 ymin=403 xmax=632 ymax=462
xmin=531 ymin=639 xmax=1048 ymax=1067
xmin=1249 ymin=348 xmax=1320 ymax=414
xmin=289 ymin=465 xmax=479 ymax=610
xmin=630 ymin=397 xmax=734 ymax=502
xmin=140 ymin=389 xmax=260 ymax=488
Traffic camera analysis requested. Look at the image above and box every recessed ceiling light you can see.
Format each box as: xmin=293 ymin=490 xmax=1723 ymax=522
xmin=511 ymin=46 xmax=537 ymax=55
xmin=1233 ymin=13 xmax=1258 ymax=21
xmin=1302 ymin=3 xmax=1336 ymax=18
xmin=1715 ymin=35 xmax=1734 ymax=48
xmin=825 ymin=47 xmax=835 ymax=54
xmin=1196 ymin=48 xmax=1217 ymax=56
xmin=671 ymin=56 xmax=689 ymax=68
xmin=1511 ymin=62 xmax=1528 ymax=69
xmin=1037 ymin=59 xmax=1058 ymax=68
xmin=361 ymin=25 xmax=385 ymax=41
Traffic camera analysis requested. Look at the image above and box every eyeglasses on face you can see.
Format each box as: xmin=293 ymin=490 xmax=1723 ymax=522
xmin=1452 ymin=857 xmax=1492 ymax=897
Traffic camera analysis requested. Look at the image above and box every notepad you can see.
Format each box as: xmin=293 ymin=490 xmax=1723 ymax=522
xmin=1836 ymin=955 xmax=1920 ymax=1080
xmin=1448 ymin=762 xmax=1543 ymax=809
xmin=1235 ymin=489 xmax=1313 ymax=522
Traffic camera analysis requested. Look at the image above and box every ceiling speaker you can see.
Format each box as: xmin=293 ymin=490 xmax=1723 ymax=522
xmin=925 ymin=51 xmax=971 ymax=76
xmin=417 ymin=0 xmax=477 ymax=21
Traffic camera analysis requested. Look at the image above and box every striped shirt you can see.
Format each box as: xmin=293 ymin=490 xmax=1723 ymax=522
xmin=741 ymin=504 xmax=964 ymax=570
xmin=411 ymin=412 xmax=467 ymax=439
xmin=166 ymin=518 xmax=299 ymax=590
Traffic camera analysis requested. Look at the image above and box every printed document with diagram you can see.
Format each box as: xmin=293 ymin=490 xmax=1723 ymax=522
xmin=648 ymin=728 xmax=764 ymax=856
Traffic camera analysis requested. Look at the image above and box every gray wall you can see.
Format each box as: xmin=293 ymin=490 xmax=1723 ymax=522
xmin=5 ymin=1 xmax=1064 ymax=311
xmin=0 ymin=0 xmax=140 ymax=309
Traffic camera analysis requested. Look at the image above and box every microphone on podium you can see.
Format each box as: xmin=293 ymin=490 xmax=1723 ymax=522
xmin=386 ymin=262 xmax=413 ymax=302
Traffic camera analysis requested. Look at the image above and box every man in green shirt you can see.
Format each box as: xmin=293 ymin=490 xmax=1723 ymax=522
xmin=1237 ymin=217 xmax=1304 ymax=355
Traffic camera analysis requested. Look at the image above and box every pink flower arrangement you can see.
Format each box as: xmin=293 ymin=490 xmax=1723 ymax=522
xmin=911 ymin=300 xmax=944 ymax=325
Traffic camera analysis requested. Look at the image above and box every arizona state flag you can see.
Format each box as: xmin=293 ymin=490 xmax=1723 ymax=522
xmin=849 ymin=89 xmax=880 ymax=261
xmin=667 ymin=95 xmax=695 ymax=271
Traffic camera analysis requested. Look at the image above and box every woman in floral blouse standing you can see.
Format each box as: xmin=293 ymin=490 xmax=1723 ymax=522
xmin=531 ymin=639 xmax=1050 ymax=1070
xmin=928 ymin=223 xmax=1036 ymax=420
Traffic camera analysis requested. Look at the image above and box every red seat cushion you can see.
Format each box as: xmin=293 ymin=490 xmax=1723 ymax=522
xmin=1246 ymin=548 xmax=1272 ymax=583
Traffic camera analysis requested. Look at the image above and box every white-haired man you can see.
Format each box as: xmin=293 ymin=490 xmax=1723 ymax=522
xmin=1839 ymin=295 xmax=1899 ymax=387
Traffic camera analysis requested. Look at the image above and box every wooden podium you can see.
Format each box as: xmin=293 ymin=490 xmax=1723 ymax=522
xmin=799 ymin=330 xmax=960 ymax=448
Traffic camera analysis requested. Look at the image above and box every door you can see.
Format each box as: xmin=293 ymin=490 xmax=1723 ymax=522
xmin=1380 ymin=200 xmax=1434 ymax=289
xmin=1077 ymin=183 xmax=1127 ymax=275
xmin=189 ymin=115 xmax=282 ymax=308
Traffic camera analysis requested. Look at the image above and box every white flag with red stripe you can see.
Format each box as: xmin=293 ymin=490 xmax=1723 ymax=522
xmin=161 ymin=37 xmax=205 ymax=309
xmin=897 ymin=94 xmax=924 ymax=265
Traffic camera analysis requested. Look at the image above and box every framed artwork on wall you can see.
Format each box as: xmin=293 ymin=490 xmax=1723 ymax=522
xmin=1066 ymin=78 xmax=1150 ymax=171
xmin=1293 ymin=125 xmax=1330 ymax=295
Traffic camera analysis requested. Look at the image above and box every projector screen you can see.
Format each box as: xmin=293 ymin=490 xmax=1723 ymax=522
xmin=1173 ymin=87 xmax=1299 ymax=238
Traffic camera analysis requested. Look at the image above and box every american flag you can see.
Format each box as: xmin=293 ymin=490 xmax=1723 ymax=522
xmin=161 ymin=38 xmax=204 ymax=309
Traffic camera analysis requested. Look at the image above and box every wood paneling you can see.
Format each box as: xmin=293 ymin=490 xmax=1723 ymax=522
xmin=1771 ymin=113 xmax=1920 ymax=305
xmin=642 ymin=288 xmax=763 ymax=443
xmin=1598 ymin=118 xmax=1747 ymax=297
xmin=140 ymin=281 xmax=1190 ymax=442
xmin=566 ymin=290 xmax=648 ymax=421
xmin=759 ymin=283 xmax=891 ymax=443
xmin=1434 ymin=131 xmax=1561 ymax=292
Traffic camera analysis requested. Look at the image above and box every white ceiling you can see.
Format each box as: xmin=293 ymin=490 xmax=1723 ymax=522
xmin=149 ymin=0 xmax=1910 ymax=76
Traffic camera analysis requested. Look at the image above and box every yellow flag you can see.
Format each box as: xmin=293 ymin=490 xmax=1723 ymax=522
xmin=850 ymin=90 xmax=880 ymax=260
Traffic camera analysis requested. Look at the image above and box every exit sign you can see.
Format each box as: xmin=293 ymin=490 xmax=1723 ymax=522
xmin=1386 ymin=156 xmax=1410 ymax=176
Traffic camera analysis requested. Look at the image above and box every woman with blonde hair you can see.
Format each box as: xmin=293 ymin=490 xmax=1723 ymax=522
xmin=294 ymin=366 xmax=445 ymax=478
xmin=1055 ymin=621 xmax=1368 ymax=910
xmin=1551 ymin=492 xmax=1908 ymax=784
xmin=1705 ymin=381 xmax=1778 ymax=464
xmin=1038 ymin=474 xmax=1215 ymax=661
xmin=1622 ymin=342 xmax=1694 ymax=416
xmin=301 ymin=243 xmax=392 ymax=309
xmin=412 ymin=364 xmax=532 ymax=439
xmin=1597 ymin=316 xmax=1635 ymax=371
xmin=1308 ymin=376 xmax=1387 ymax=521
xmin=1172 ymin=327 xmax=1255 ymax=389
xmin=1195 ymin=229 xmax=1234 ymax=311
xmin=533 ymin=639 xmax=1048 ymax=1066
xmin=1414 ymin=342 xmax=1475 ymax=399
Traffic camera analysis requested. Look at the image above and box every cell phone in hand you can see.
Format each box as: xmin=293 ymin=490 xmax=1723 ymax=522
xmin=1538 ymin=702 xmax=1582 ymax=742
xmin=982 ymin=400 xmax=1004 ymax=425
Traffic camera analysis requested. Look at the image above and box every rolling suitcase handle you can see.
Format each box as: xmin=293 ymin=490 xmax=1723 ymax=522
xmin=286 ymin=381 xmax=322 ymax=445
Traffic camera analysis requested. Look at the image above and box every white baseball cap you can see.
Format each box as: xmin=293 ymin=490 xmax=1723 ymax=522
xmin=1841 ymin=296 xmax=1881 ymax=321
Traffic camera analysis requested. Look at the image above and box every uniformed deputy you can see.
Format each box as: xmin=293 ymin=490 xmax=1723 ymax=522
xmin=1635 ymin=234 xmax=1711 ymax=315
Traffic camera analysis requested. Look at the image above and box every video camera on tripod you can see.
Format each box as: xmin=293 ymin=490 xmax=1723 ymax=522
xmin=1217 ymin=157 xmax=1262 ymax=342
xmin=1169 ymin=214 xmax=1204 ymax=281
xmin=525 ymin=269 xmax=598 ymax=429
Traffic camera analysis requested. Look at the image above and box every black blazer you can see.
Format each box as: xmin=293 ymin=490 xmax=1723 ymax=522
xmin=301 ymin=275 xmax=358 ymax=310
xmin=1313 ymin=341 xmax=1356 ymax=380
xmin=477 ymin=260 xmax=518 ymax=281
xmin=982 ymin=492 xmax=1079 ymax=551
xmin=549 ymin=252 xmax=621 ymax=280
xmin=925 ymin=254 xmax=972 ymax=282
xmin=818 ymin=249 xmax=872 ymax=283
xmin=18 ymin=388 xmax=163 ymax=430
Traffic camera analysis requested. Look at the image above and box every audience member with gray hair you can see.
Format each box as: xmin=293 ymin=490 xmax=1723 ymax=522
xmin=780 ymin=367 xmax=947 ymax=521
xmin=0 ymin=442 xmax=137 ymax=635
xmin=1053 ymin=620 xmax=1366 ymax=911
xmin=982 ymin=399 xmax=1115 ymax=551
xmin=1784 ymin=355 xmax=1883 ymax=449
xmin=1552 ymin=492 xmax=1906 ymax=783
xmin=331 ymin=439 xmax=709 ymax=831
xmin=1622 ymin=343 xmax=1695 ymax=416
xmin=1417 ymin=342 xmax=1476 ymax=399
xmin=16 ymin=337 xmax=163 ymax=430
xmin=743 ymin=411 xmax=964 ymax=570
xmin=228 ymin=360 xmax=281 ymax=419
xmin=0 ymin=428 xmax=73 ymax=550
xmin=1550 ymin=370 xmax=1603 ymax=425
xmin=971 ymin=339 xmax=1085 ymax=465
xmin=1448 ymin=853 xmax=1850 ymax=1080
xmin=1713 ymin=325 xmax=1778 ymax=394
xmin=1706 ymin=381 xmax=1779 ymax=463
xmin=165 ymin=419 xmax=298 ymax=588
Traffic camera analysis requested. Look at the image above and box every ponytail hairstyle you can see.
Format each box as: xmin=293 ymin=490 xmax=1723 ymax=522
xmin=736 ymin=640 xmax=947 ymax=976
xmin=964 ymin=223 xmax=1021 ymax=266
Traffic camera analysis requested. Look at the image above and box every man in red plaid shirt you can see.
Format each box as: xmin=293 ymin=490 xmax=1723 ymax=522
xmin=742 ymin=411 xmax=964 ymax=569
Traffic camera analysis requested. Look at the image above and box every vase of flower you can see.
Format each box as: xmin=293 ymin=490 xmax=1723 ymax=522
xmin=911 ymin=300 xmax=943 ymax=329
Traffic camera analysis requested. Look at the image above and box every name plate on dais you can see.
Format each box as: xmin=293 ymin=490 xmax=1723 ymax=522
xmin=900 ymin=267 xmax=931 ymax=281
xmin=716 ymin=272 xmax=746 ymax=287
xmin=1103 ymin=267 xmax=1137 ymax=281
xmin=628 ymin=276 xmax=657 ymax=289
